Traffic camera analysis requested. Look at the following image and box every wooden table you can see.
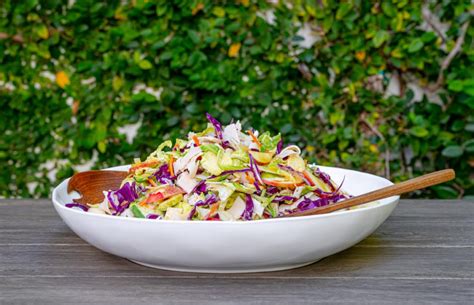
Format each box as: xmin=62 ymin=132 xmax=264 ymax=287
xmin=0 ymin=199 xmax=472 ymax=304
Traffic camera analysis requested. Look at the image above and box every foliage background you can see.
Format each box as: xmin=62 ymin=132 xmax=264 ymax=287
xmin=0 ymin=0 xmax=473 ymax=199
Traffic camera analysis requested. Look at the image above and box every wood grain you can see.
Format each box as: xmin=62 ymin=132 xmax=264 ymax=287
xmin=67 ymin=170 xmax=128 ymax=204
xmin=0 ymin=198 xmax=472 ymax=305
xmin=287 ymin=169 xmax=455 ymax=217
xmin=0 ymin=244 xmax=472 ymax=279
xmin=0 ymin=277 xmax=472 ymax=305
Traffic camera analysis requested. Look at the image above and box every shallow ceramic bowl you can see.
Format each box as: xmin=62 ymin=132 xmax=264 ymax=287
xmin=52 ymin=165 xmax=398 ymax=273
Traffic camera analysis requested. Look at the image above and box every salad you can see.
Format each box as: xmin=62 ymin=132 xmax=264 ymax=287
xmin=66 ymin=114 xmax=349 ymax=221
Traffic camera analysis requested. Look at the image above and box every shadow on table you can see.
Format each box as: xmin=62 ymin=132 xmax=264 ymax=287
xmin=280 ymin=236 xmax=390 ymax=277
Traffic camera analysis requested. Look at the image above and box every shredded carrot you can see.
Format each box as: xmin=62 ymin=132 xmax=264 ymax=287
xmin=169 ymin=155 xmax=175 ymax=176
xmin=303 ymin=170 xmax=315 ymax=186
xmin=206 ymin=202 xmax=220 ymax=219
xmin=192 ymin=134 xmax=200 ymax=146
xmin=129 ymin=160 xmax=160 ymax=173
xmin=147 ymin=178 xmax=157 ymax=187
xmin=247 ymin=130 xmax=261 ymax=148
xmin=138 ymin=198 xmax=148 ymax=207
xmin=245 ymin=172 xmax=255 ymax=184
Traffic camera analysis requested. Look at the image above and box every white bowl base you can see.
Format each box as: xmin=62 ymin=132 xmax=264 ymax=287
xmin=128 ymin=259 xmax=319 ymax=273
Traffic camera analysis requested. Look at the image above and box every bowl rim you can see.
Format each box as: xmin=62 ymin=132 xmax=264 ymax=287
xmin=52 ymin=165 xmax=399 ymax=225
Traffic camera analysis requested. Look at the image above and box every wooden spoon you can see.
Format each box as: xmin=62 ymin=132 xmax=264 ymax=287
xmin=283 ymin=169 xmax=455 ymax=218
xmin=68 ymin=170 xmax=128 ymax=205
xmin=68 ymin=168 xmax=455 ymax=215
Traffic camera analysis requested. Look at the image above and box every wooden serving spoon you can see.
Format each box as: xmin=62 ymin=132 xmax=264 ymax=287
xmin=68 ymin=170 xmax=128 ymax=205
xmin=284 ymin=169 xmax=455 ymax=217
xmin=68 ymin=169 xmax=455 ymax=215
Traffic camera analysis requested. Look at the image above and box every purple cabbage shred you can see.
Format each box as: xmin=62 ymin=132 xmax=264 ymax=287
xmin=206 ymin=112 xmax=230 ymax=148
xmin=219 ymin=168 xmax=251 ymax=176
xmin=266 ymin=186 xmax=279 ymax=195
xmin=153 ymin=164 xmax=174 ymax=184
xmin=312 ymin=176 xmax=345 ymax=199
xmin=115 ymin=182 xmax=139 ymax=203
xmin=207 ymin=168 xmax=251 ymax=179
xmin=206 ymin=113 xmax=223 ymax=138
xmin=249 ymin=154 xmax=263 ymax=184
xmin=106 ymin=192 xmax=119 ymax=211
xmin=276 ymin=138 xmax=283 ymax=154
xmin=314 ymin=168 xmax=336 ymax=192
xmin=187 ymin=193 xmax=220 ymax=220
xmin=297 ymin=194 xmax=346 ymax=212
xmin=206 ymin=113 xmax=230 ymax=148
xmin=65 ymin=203 xmax=89 ymax=211
xmin=191 ymin=179 xmax=207 ymax=194
xmin=242 ymin=194 xmax=254 ymax=220
xmin=272 ymin=196 xmax=295 ymax=203
xmin=187 ymin=208 xmax=196 ymax=220
xmin=253 ymin=181 xmax=261 ymax=195
xmin=107 ymin=182 xmax=139 ymax=215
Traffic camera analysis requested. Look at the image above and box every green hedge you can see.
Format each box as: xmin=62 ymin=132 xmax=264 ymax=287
xmin=1 ymin=0 xmax=473 ymax=199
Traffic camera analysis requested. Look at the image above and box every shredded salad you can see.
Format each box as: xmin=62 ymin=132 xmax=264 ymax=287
xmin=66 ymin=114 xmax=350 ymax=221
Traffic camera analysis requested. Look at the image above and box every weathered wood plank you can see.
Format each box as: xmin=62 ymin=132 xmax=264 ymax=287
xmin=0 ymin=199 xmax=472 ymax=304
xmin=0 ymin=277 xmax=472 ymax=305
xmin=0 ymin=242 xmax=472 ymax=279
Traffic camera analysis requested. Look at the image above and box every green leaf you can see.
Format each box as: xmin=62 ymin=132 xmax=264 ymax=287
xmin=381 ymin=2 xmax=396 ymax=17
xmin=465 ymin=87 xmax=474 ymax=96
xmin=97 ymin=141 xmax=107 ymax=153
xmin=451 ymin=121 xmax=464 ymax=132
xmin=305 ymin=3 xmax=316 ymax=17
xmin=432 ymin=185 xmax=458 ymax=199
xmin=156 ymin=5 xmax=167 ymax=16
xmin=336 ymin=3 xmax=352 ymax=20
xmin=138 ymin=60 xmax=153 ymax=70
xmin=212 ymin=7 xmax=225 ymax=17
xmin=185 ymin=103 xmax=200 ymax=114
xmin=463 ymin=139 xmax=474 ymax=153
xmin=329 ymin=112 xmax=344 ymax=125
xmin=441 ymin=145 xmax=463 ymax=158
xmin=373 ymin=30 xmax=390 ymax=48
xmin=409 ymin=126 xmax=429 ymax=138
xmin=35 ymin=24 xmax=49 ymax=39
xmin=465 ymin=123 xmax=474 ymax=132
xmin=133 ymin=51 xmax=141 ymax=63
xmin=188 ymin=30 xmax=200 ymax=44
xmin=408 ymin=39 xmax=424 ymax=53
xmin=112 ymin=76 xmax=123 ymax=91
xmin=448 ymin=80 xmax=464 ymax=92
xmin=166 ymin=116 xmax=179 ymax=127
xmin=281 ymin=123 xmax=293 ymax=134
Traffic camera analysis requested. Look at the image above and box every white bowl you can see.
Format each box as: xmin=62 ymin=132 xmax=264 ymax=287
xmin=52 ymin=165 xmax=398 ymax=273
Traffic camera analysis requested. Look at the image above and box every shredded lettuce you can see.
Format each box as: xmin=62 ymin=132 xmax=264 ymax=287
xmin=258 ymin=132 xmax=281 ymax=152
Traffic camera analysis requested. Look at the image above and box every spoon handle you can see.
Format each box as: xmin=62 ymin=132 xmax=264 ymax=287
xmin=285 ymin=169 xmax=455 ymax=217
